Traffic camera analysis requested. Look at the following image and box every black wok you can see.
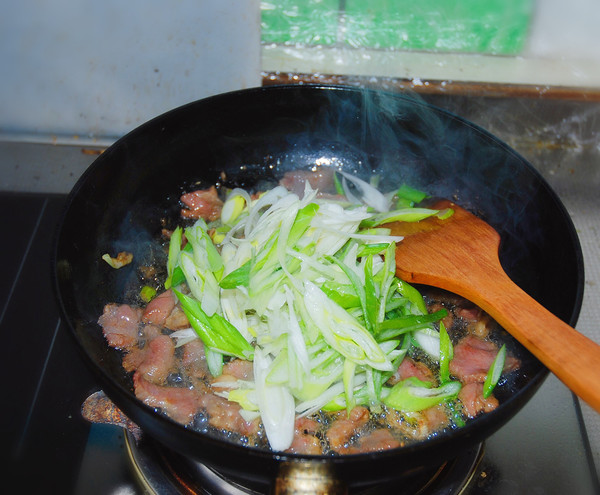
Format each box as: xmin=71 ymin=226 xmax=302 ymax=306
xmin=52 ymin=85 xmax=584 ymax=491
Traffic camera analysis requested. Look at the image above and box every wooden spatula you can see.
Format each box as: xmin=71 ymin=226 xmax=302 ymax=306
xmin=387 ymin=199 xmax=600 ymax=413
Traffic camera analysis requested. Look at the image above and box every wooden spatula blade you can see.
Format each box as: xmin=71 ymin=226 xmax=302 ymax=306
xmin=386 ymin=200 xmax=600 ymax=413
xmin=389 ymin=200 xmax=502 ymax=306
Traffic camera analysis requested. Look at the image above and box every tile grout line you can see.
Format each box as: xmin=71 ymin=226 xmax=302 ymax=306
xmin=14 ymin=317 xmax=62 ymax=458
xmin=0 ymin=198 xmax=48 ymax=326
xmin=574 ymin=396 xmax=600 ymax=490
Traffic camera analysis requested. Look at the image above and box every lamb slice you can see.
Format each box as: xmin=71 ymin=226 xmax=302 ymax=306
xmin=133 ymin=371 xmax=199 ymax=425
xmin=122 ymin=346 xmax=148 ymax=373
xmin=387 ymin=357 xmax=435 ymax=386
xmin=121 ymin=324 xmax=163 ymax=373
xmin=180 ymin=186 xmax=223 ymax=221
xmin=182 ymin=339 xmax=209 ymax=380
xmin=458 ymin=382 xmax=499 ymax=418
xmin=449 ymin=335 xmax=520 ymax=384
xmin=343 ymin=428 xmax=401 ymax=454
xmin=286 ymin=417 xmax=322 ymax=455
xmin=165 ymin=305 xmax=190 ymax=330
xmin=211 ymin=359 xmax=254 ymax=392
xmin=197 ymin=391 xmax=260 ymax=437
xmin=142 ymin=289 xmax=176 ymax=327
xmin=221 ymin=359 xmax=254 ymax=380
xmin=137 ymin=334 xmax=176 ymax=384
xmin=326 ymin=406 xmax=370 ymax=452
xmin=279 ymin=168 xmax=336 ymax=198
xmin=422 ymin=403 xmax=450 ymax=433
xmin=456 ymin=306 xmax=493 ymax=339
xmin=98 ymin=303 xmax=142 ymax=350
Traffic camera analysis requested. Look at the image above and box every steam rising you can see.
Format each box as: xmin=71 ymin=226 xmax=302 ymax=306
xmin=246 ymin=87 xmax=547 ymax=288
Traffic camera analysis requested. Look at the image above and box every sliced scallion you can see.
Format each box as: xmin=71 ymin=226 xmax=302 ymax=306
xmin=396 ymin=183 xmax=428 ymax=204
xmin=164 ymin=226 xmax=182 ymax=290
xmin=174 ymin=289 xmax=254 ymax=360
xmin=140 ymin=285 xmax=157 ymax=303
xmin=483 ymin=344 xmax=506 ymax=398
xmin=383 ymin=377 xmax=461 ymax=412
xmin=439 ymin=321 xmax=452 ymax=384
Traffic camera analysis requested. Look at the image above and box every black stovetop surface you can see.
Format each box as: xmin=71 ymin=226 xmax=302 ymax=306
xmin=1 ymin=192 xmax=97 ymax=492
xmin=3 ymin=190 xmax=599 ymax=494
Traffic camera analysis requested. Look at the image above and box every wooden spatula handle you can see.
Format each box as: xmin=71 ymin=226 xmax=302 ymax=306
xmin=454 ymin=263 xmax=600 ymax=412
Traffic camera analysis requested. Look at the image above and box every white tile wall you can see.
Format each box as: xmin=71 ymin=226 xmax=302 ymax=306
xmin=0 ymin=0 xmax=261 ymax=140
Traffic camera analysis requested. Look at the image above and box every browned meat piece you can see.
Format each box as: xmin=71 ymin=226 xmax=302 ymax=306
xmin=180 ymin=186 xmax=223 ymax=221
xmin=455 ymin=305 xmax=479 ymax=321
xmin=279 ymin=168 xmax=336 ymax=198
xmin=221 ymin=359 xmax=254 ymax=380
xmin=387 ymin=357 xmax=435 ymax=386
xmin=422 ymin=404 xmax=450 ymax=432
xmin=122 ymin=324 xmax=163 ymax=373
xmin=383 ymin=403 xmax=448 ymax=442
xmin=287 ymin=433 xmax=322 ymax=455
xmin=98 ymin=303 xmax=142 ymax=350
xmin=197 ymin=391 xmax=260 ymax=436
xmin=211 ymin=359 xmax=254 ymax=390
xmin=296 ymin=416 xmax=320 ymax=435
xmin=122 ymin=346 xmax=148 ymax=372
xmin=425 ymin=289 xmax=493 ymax=338
xmin=383 ymin=408 xmax=431 ymax=442
xmin=458 ymin=382 xmax=499 ymax=417
xmin=450 ymin=335 xmax=519 ymax=384
xmin=182 ymin=339 xmax=209 ymax=380
xmin=137 ymin=334 xmax=176 ymax=384
xmin=456 ymin=306 xmax=492 ymax=338
xmin=143 ymin=324 xmax=163 ymax=341
xmin=133 ymin=371 xmax=199 ymax=424
xmin=142 ymin=289 xmax=176 ymax=326
xmin=286 ymin=417 xmax=322 ymax=455
xmin=343 ymin=428 xmax=401 ymax=454
xmin=165 ymin=305 xmax=190 ymax=330
xmin=138 ymin=264 xmax=157 ymax=281
xmin=326 ymin=406 xmax=370 ymax=451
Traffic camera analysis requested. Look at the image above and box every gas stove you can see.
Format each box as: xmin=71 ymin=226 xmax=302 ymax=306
xmin=2 ymin=105 xmax=599 ymax=492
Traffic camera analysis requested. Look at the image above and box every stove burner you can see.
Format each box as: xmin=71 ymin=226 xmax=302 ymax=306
xmin=124 ymin=431 xmax=484 ymax=495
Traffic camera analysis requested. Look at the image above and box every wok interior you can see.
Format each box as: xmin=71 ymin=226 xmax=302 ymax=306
xmin=54 ymin=85 xmax=583 ymax=483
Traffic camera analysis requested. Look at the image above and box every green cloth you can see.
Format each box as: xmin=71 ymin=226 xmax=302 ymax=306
xmin=261 ymin=0 xmax=341 ymax=45
xmin=261 ymin=0 xmax=533 ymax=55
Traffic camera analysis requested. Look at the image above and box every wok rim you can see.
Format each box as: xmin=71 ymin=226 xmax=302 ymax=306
xmin=51 ymin=83 xmax=585 ymax=473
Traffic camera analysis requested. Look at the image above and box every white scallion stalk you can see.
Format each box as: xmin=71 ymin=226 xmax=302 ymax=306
xmin=238 ymin=409 xmax=261 ymax=423
xmin=221 ymin=188 xmax=252 ymax=226
xmin=284 ymin=285 xmax=311 ymax=375
xmin=220 ymin=289 xmax=252 ymax=342
xmin=168 ymin=328 xmax=197 ymax=348
xmin=311 ymin=203 xmax=370 ymax=257
xmin=338 ymin=171 xmax=390 ymax=212
xmin=179 ymin=252 xmax=220 ymax=316
xmin=413 ymin=328 xmax=441 ymax=360
xmin=343 ymin=359 xmax=357 ymax=411
xmin=295 ymin=373 xmax=367 ymax=416
xmin=303 ymin=281 xmax=392 ymax=371
xmin=253 ymin=348 xmax=296 ymax=451
xmin=244 ymin=186 xmax=289 ymax=239
xmin=205 ymin=347 xmax=224 ymax=377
